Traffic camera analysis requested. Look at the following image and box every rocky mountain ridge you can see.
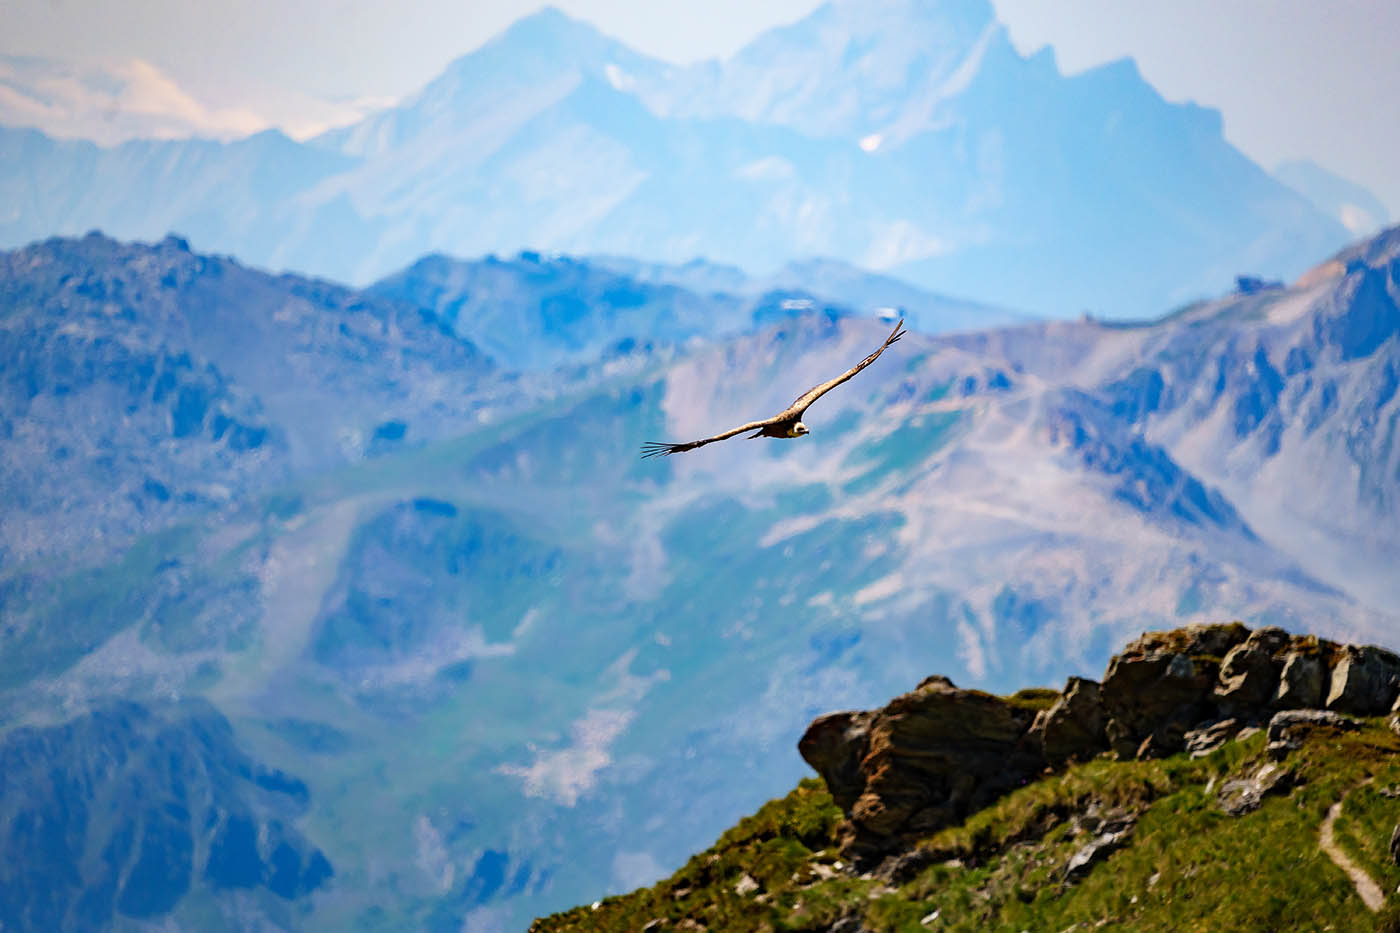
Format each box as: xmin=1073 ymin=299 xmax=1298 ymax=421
xmin=0 ymin=232 xmax=498 ymax=567
xmin=367 ymin=249 xmax=1022 ymax=372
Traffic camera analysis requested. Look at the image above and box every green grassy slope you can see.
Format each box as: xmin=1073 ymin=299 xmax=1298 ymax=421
xmin=534 ymin=719 xmax=1400 ymax=932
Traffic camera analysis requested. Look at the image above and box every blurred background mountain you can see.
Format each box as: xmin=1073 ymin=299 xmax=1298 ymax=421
xmin=0 ymin=0 xmax=1371 ymax=316
xmin=2 ymin=1 xmax=1399 ymax=931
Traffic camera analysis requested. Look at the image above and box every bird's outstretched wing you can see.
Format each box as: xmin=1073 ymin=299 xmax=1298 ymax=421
xmin=640 ymin=414 xmax=788 ymax=459
xmin=784 ymin=318 xmax=905 ymax=415
xmin=640 ymin=318 xmax=906 ymax=459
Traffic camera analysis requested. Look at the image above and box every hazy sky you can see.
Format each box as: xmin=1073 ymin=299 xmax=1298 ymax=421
xmin=4 ymin=0 xmax=1398 ymax=213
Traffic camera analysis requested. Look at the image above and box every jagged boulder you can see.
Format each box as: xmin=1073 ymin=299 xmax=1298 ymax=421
xmin=1266 ymin=709 xmax=1360 ymax=759
xmin=1031 ymin=677 xmax=1107 ymax=765
xmin=1215 ymin=761 xmax=1295 ymax=815
xmin=1184 ymin=718 xmax=1243 ymax=758
xmin=1275 ymin=648 xmax=1327 ymax=709
xmin=799 ymin=677 xmax=1043 ymax=864
xmin=1214 ymin=627 xmax=1290 ymax=714
xmin=797 ymin=710 xmax=875 ymax=812
xmin=1325 ymin=644 xmax=1400 ymax=715
xmin=1101 ymin=623 xmax=1248 ymax=758
xmin=1062 ymin=816 xmax=1135 ymax=883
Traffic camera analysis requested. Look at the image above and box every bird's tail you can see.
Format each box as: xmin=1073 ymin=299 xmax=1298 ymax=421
xmin=640 ymin=441 xmax=685 ymax=459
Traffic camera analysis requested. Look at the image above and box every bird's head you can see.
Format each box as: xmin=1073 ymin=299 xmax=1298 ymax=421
xmin=793 ymin=421 xmax=810 ymax=437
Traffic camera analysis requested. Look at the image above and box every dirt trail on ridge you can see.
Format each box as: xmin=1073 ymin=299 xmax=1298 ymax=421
xmin=1318 ymin=788 xmax=1385 ymax=912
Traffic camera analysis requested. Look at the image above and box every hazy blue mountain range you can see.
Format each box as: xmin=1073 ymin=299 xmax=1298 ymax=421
xmin=1 ymin=225 xmax=1397 ymax=930
xmin=0 ymin=0 xmax=1349 ymax=317
xmin=369 ymin=250 xmax=1025 ymax=370
xmin=1275 ymin=158 xmax=1392 ymax=237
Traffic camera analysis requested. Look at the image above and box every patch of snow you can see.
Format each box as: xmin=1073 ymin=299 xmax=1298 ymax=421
xmin=1338 ymin=202 xmax=1375 ymax=235
xmin=603 ymin=63 xmax=635 ymax=92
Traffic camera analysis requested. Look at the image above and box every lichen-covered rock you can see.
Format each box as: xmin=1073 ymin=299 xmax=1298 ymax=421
xmin=1062 ymin=817 xmax=1135 ymax=883
xmin=1214 ymin=627 xmax=1289 ymax=713
xmin=1031 ymin=677 xmax=1106 ymax=765
xmin=1216 ymin=762 xmax=1295 ymax=815
xmin=1266 ymin=709 xmax=1360 ymax=759
xmin=1184 ymin=718 xmax=1242 ymax=758
xmin=1325 ymin=645 xmax=1400 ymax=714
xmin=797 ymin=710 xmax=875 ymax=812
xmin=1275 ymin=650 xmax=1326 ymax=709
xmin=799 ymin=678 xmax=1042 ymax=863
xmin=1100 ymin=624 xmax=1246 ymax=757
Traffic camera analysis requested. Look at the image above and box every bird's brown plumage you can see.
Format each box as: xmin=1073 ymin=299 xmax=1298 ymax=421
xmin=640 ymin=318 xmax=905 ymax=458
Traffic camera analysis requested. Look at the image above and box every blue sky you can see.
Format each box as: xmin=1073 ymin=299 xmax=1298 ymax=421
xmin=4 ymin=0 xmax=1398 ymax=214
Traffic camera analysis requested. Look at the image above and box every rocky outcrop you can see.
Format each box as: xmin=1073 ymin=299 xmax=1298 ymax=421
xmin=1215 ymin=761 xmax=1295 ymax=815
xmin=799 ymin=678 xmax=1043 ymax=863
xmin=1099 ymin=623 xmax=1247 ymax=758
xmin=1030 ymin=677 xmax=1107 ymax=765
xmin=1276 ymin=649 xmax=1327 ymax=708
xmin=1325 ymin=645 xmax=1400 ymax=714
xmin=1266 ymin=709 xmax=1360 ymax=759
xmin=798 ymin=711 xmax=877 ymax=813
xmin=800 ymin=623 xmax=1397 ymax=864
xmin=1215 ymin=627 xmax=1291 ymax=712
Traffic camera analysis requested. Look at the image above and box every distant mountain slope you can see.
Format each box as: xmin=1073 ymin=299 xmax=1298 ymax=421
xmin=0 ymin=1 xmax=1348 ymax=316
xmin=369 ymin=251 xmax=753 ymax=370
xmin=0 ymin=700 xmax=332 ymax=931
xmin=369 ymin=250 xmax=1024 ymax=370
xmin=0 ymin=232 xmax=493 ymax=566
xmin=1276 ymin=159 xmax=1391 ymax=236
xmin=590 ymin=254 xmax=1030 ymax=334
xmin=946 ymin=225 xmax=1400 ymax=608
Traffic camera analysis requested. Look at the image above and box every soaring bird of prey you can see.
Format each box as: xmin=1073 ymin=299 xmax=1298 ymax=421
xmin=641 ymin=318 xmax=905 ymax=458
